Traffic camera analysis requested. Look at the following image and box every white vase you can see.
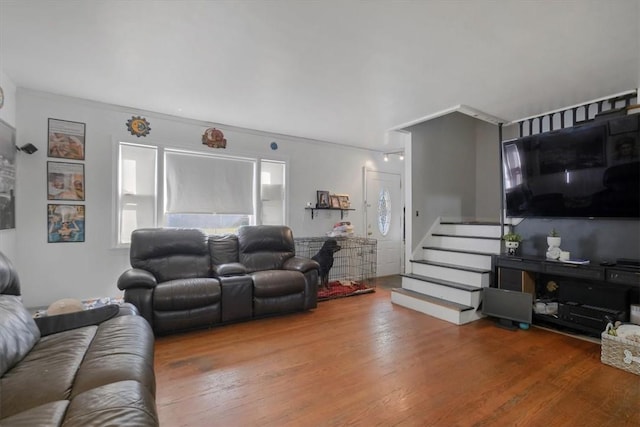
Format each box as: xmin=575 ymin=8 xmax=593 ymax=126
xmin=505 ymin=241 xmax=520 ymax=256
xmin=546 ymin=236 xmax=562 ymax=259
xmin=547 ymin=236 xmax=561 ymax=248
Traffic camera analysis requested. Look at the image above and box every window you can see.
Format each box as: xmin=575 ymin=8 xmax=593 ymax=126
xmin=118 ymin=143 xmax=157 ymax=245
xmin=260 ymin=160 xmax=285 ymax=225
xmin=116 ymin=142 xmax=285 ymax=245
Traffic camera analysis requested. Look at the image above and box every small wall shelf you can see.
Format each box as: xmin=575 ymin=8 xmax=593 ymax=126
xmin=305 ymin=207 xmax=355 ymax=220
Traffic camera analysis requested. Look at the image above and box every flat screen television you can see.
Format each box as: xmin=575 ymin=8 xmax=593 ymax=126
xmin=481 ymin=287 xmax=533 ymax=330
xmin=502 ymin=113 xmax=640 ymax=218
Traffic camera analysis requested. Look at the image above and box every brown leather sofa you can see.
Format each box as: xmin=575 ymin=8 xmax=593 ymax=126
xmin=117 ymin=225 xmax=320 ymax=335
xmin=0 ymin=252 xmax=158 ymax=426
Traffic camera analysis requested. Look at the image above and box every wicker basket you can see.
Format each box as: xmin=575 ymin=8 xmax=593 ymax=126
xmin=601 ymin=324 xmax=640 ymax=376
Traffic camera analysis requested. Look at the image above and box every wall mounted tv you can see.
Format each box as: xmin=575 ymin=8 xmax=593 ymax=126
xmin=502 ymin=113 xmax=639 ymax=218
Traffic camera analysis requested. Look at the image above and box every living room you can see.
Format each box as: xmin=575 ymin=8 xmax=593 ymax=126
xmin=1 ymin=1 xmax=639 ymax=425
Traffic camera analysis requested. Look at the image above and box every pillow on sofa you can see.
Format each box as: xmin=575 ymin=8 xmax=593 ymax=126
xmin=0 ymin=295 xmax=41 ymax=376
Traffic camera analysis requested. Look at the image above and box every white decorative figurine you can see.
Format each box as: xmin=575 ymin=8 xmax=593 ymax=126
xmin=546 ymin=229 xmax=562 ymax=260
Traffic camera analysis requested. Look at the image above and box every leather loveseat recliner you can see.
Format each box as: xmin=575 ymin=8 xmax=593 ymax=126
xmin=117 ymin=225 xmax=320 ymax=335
xmin=0 ymin=251 xmax=158 ymax=427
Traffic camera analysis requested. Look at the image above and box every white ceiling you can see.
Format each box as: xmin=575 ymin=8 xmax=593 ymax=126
xmin=1 ymin=1 xmax=638 ymax=151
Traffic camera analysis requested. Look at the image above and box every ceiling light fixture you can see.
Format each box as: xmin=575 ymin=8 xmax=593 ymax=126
xmin=383 ymin=154 xmax=389 ymax=162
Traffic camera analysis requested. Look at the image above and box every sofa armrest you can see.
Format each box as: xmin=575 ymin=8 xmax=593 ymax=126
xmin=34 ymin=304 xmax=120 ymax=336
xmin=117 ymin=268 xmax=157 ymax=290
xmin=212 ymin=262 xmax=247 ymax=277
xmin=283 ymin=256 xmax=320 ymax=274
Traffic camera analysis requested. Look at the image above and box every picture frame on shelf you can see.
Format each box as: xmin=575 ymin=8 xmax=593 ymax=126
xmin=47 ymin=161 xmax=85 ymax=201
xmin=337 ymin=194 xmax=350 ymax=209
xmin=48 ymin=118 xmax=86 ymax=160
xmin=47 ymin=204 xmax=85 ymax=243
xmin=316 ymin=190 xmax=330 ymax=208
xmin=330 ymin=195 xmax=341 ymax=209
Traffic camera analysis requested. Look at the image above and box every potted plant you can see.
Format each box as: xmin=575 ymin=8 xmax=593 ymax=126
xmin=503 ymin=232 xmax=522 ymax=256
xmin=547 ymin=228 xmax=561 ymax=249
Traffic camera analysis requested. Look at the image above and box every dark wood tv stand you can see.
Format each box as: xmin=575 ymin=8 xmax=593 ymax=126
xmin=491 ymin=254 xmax=640 ymax=337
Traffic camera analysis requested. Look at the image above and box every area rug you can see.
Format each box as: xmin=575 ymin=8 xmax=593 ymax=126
xmin=317 ymin=280 xmax=375 ymax=301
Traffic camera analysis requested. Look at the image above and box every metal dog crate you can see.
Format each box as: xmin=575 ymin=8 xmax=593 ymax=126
xmin=294 ymin=236 xmax=377 ymax=285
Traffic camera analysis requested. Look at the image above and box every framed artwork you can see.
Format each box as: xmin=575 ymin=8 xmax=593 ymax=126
xmin=48 ymin=118 xmax=86 ymax=160
xmin=330 ymin=195 xmax=341 ymax=209
xmin=47 ymin=161 xmax=85 ymax=201
xmin=0 ymin=118 xmax=16 ymax=230
xmin=48 ymin=204 xmax=85 ymax=243
xmin=316 ymin=190 xmax=330 ymax=208
xmin=337 ymin=194 xmax=350 ymax=209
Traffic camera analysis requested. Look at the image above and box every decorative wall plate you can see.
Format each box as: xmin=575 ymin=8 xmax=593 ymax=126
xmin=126 ymin=116 xmax=151 ymax=137
xmin=202 ymin=127 xmax=227 ymax=148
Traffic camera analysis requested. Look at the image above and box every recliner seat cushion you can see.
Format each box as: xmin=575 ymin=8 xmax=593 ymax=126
xmin=153 ymin=278 xmax=221 ymax=311
xmin=252 ymin=270 xmax=305 ymax=297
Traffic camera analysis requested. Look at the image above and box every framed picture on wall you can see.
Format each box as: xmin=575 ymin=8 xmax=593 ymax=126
xmin=48 ymin=118 xmax=86 ymax=160
xmin=47 ymin=161 xmax=85 ymax=201
xmin=48 ymin=204 xmax=85 ymax=243
xmin=330 ymin=195 xmax=341 ymax=209
xmin=316 ymin=190 xmax=330 ymax=208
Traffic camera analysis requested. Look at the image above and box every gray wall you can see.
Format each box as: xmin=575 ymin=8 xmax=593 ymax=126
xmin=514 ymin=218 xmax=640 ymax=263
xmin=407 ymin=113 xmax=479 ymax=249
xmin=474 ymin=120 xmax=500 ymax=220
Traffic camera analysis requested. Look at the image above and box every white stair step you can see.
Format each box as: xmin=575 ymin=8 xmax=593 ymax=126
xmin=422 ymin=247 xmax=494 ymax=270
xmin=427 ymin=234 xmax=501 ymax=253
xmin=411 ymin=260 xmax=490 ymax=287
xmin=391 ymin=288 xmax=483 ymax=325
xmin=402 ymin=274 xmax=482 ymax=307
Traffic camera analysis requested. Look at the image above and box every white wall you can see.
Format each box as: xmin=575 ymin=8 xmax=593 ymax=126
xmin=0 ymin=70 xmax=17 ymax=260
xmin=15 ymin=89 xmax=402 ymax=306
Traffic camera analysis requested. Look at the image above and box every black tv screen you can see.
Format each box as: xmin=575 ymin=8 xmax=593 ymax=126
xmin=502 ymin=114 xmax=640 ymax=218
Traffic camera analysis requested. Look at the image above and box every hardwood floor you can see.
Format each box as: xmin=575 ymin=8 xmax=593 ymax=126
xmin=154 ymin=278 xmax=639 ymax=426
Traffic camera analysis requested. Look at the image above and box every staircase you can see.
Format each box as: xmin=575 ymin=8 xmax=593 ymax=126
xmin=391 ymin=219 xmax=503 ymax=325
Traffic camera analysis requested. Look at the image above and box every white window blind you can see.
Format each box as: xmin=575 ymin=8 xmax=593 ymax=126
xmin=165 ymin=150 xmax=255 ymax=215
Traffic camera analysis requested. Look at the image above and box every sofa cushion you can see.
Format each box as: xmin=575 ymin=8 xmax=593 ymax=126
xmin=71 ymin=315 xmax=156 ymax=398
xmin=0 ymin=401 xmax=69 ymax=427
xmin=64 ymin=380 xmax=158 ymax=427
xmin=238 ymin=225 xmax=295 ymax=272
xmin=0 ymin=295 xmax=41 ymax=377
xmin=1 ymin=326 xmax=96 ymax=418
xmin=153 ymin=278 xmax=221 ymax=311
xmin=208 ymin=234 xmax=239 ymax=265
xmin=252 ymin=270 xmax=306 ymax=297
xmin=130 ymin=228 xmax=211 ymax=282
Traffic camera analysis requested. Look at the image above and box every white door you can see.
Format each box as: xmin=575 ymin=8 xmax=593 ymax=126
xmin=365 ymin=170 xmax=403 ymax=277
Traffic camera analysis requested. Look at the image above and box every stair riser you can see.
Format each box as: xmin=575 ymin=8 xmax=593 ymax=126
xmin=422 ymin=249 xmax=492 ymax=270
xmin=411 ymin=263 xmax=489 ymax=287
xmin=391 ymin=291 xmax=482 ymax=325
xmin=427 ymin=235 xmax=501 ymax=253
xmin=402 ymin=276 xmax=481 ymax=307
xmin=437 ymin=224 xmax=502 ymax=238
